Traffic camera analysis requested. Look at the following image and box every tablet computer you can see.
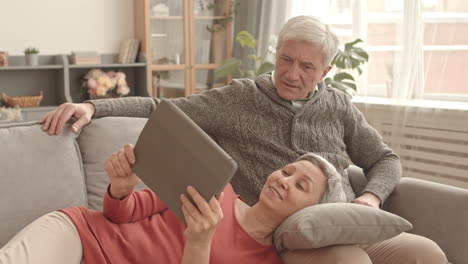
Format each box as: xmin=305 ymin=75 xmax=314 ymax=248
xmin=132 ymin=100 xmax=238 ymax=222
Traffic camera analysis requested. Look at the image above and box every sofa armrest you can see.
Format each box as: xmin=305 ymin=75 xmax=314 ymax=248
xmin=383 ymin=177 xmax=468 ymax=264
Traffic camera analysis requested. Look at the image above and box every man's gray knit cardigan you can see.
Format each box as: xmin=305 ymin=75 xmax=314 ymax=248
xmin=91 ymin=73 xmax=401 ymax=206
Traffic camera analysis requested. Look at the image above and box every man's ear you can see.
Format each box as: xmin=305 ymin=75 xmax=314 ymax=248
xmin=320 ymin=65 xmax=333 ymax=80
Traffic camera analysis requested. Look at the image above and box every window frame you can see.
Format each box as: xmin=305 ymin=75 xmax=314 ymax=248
xmin=289 ymin=0 xmax=468 ymax=102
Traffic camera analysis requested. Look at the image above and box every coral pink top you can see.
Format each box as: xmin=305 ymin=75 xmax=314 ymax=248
xmin=60 ymin=184 xmax=282 ymax=264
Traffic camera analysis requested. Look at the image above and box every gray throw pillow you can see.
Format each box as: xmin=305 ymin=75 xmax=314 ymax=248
xmin=77 ymin=117 xmax=149 ymax=211
xmin=0 ymin=121 xmax=87 ymax=247
xmin=273 ymin=203 xmax=413 ymax=252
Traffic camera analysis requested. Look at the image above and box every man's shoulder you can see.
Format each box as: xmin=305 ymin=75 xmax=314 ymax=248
xmin=212 ymin=77 xmax=265 ymax=96
xmin=229 ymin=77 xmax=257 ymax=88
xmin=322 ymin=85 xmax=349 ymax=96
xmin=320 ymin=85 xmax=353 ymax=105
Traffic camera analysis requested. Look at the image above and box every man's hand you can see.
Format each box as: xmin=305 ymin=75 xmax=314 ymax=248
xmin=105 ymin=144 xmax=140 ymax=199
xmin=352 ymin=192 xmax=381 ymax=208
xmin=39 ymin=102 xmax=95 ymax=135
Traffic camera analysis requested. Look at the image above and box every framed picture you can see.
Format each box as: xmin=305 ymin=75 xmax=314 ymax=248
xmin=0 ymin=51 xmax=9 ymax=66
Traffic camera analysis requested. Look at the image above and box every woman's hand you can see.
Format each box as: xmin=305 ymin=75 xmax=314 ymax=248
xmin=181 ymin=186 xmax=224 ymax=264
xmin=181 ymin=186 xmax=224 ymax=244
xmin=105 ymin=144 xmax=140 ymax=199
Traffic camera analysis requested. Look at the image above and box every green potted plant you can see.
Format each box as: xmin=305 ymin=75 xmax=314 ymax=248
xmin=197 ymin=0 xmax=237 ymax=33
xmin=324 ymin=39 xmax=369 ymax=96
xmin=215 ymin=35 xmax=369 ymax=97
xmin=24 ymin=47 xmax=40 ymax=66
xmin=215 ymin=30 xmax=275 ymax=80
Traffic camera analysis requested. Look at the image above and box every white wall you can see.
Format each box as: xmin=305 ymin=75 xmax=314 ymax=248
xmin=0 ymin=0 xmax=134 ymax=55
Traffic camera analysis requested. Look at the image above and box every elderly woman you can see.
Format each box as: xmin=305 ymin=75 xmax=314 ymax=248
xmin=0 ymin=145 xmax=345 ymax=264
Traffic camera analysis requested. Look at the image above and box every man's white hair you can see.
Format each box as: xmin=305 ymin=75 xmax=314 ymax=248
xmin=276 ymin=15 xmax=340 ymax=67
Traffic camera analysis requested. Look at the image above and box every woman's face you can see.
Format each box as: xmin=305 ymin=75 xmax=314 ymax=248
xmin=258 ymin=160 xmax=328 ymax=219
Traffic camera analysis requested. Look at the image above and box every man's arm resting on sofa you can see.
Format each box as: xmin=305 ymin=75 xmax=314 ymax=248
xmin=383 ymin=177 xmax=468 ymax=264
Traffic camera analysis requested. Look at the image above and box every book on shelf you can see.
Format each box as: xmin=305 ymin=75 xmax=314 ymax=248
xmin=71 ymin=51 xmax=101 ymax=65
xmin=118 ymin=38 xmax=141 ymax=64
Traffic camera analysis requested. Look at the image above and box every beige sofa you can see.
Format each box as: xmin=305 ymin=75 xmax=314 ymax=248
xmin=1 ymin=117 xmax=467 ymax=263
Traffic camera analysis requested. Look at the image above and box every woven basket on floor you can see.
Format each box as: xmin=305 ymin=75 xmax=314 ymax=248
xmin=2 ymin=91 xmax=43 ymax=108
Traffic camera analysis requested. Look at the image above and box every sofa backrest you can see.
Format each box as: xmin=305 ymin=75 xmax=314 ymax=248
xmin=0 ymin=117 xmax=150 ymax=247
xmin=0 ymin=116 xmax=367 ymax=248
xmin=0 ymin=121 xmax=87 ymax=247
xmin=77 ymin=117 xmax=149 ymax=211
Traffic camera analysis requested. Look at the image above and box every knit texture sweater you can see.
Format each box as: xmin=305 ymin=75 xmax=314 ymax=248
xmin=91 ymin=73 xmax=401 ymax=205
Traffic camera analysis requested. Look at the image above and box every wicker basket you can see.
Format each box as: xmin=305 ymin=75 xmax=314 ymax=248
xmin=2 ymin=91 xmax=43 ymax=108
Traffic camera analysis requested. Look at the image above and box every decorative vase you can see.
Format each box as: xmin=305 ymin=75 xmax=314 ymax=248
xmin=25 ymin=54 xmax=39 ymax=66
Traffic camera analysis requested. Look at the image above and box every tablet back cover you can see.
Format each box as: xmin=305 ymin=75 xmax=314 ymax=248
xmin=133 ymin=100 xmax=238 ymax=222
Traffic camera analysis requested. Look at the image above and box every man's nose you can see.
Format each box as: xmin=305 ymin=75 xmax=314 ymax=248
xmin=285 ymin=63 xmax=301 ymax=80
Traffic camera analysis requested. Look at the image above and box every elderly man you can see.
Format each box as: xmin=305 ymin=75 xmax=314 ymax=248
xmin=40 ymin=16 xmax=447 ymax=263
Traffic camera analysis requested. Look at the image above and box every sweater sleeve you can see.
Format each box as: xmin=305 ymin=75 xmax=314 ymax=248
xmin=86 ymin=96 xmax=159 ymax=118
xmin=169 ymin=80 xmax=245 ymax=135
xmin=88 ymin=81 xmax=243 ymax=132
xmin=342 ymin=95 xmax=401 ymax=203
xmin=103 ymin=186 xmax=168 ymax=224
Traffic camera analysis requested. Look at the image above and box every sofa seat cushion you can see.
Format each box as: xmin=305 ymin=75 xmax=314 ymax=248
xmin=77 ymin=117 xmax=149 ymax=211
xmin=0 ymin=121 xmax=87 ymax=247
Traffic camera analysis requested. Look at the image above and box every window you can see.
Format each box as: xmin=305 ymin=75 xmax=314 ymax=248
xmin=288 ymin=0 xmax=468 ymax=101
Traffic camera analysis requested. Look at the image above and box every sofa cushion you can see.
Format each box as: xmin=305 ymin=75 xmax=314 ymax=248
xmin=0 ymin=121 xmax=87 ymax=247
xmin=77 ymin=117 xmax=149 ymax=211
xmin=273 ymin=203 xmax=413 ymax=252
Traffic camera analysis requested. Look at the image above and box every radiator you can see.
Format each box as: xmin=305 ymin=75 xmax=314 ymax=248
xmin=354 ymin=102 xmax=468 ymax=190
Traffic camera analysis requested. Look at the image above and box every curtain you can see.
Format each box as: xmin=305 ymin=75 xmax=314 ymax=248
xmin=232 ymin=0 xmax=288 ymax=71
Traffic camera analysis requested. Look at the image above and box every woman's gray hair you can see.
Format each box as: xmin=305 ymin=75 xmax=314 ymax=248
xmin=277 ymin=16 xmax=340 ymax=67
xmin=298 ymin=153 xmax=346 ymax=204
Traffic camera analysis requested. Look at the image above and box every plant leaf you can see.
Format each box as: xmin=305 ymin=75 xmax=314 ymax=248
xmin=326 ymin=73 xmax=358 ymax=92
xmin=333 ymin=52 xmax=347 ymax=68
xmin=256 ymin=62 xmax=275 ymax=76
xmin=333 ymin=72 xmax=355 ymax=82
xmin=214 ymin=58 xmax=242 ymax=79
xmin=340 ymin=81 xmax=357 ymax=90
xmin=247 ymin=55 xmax=264 ymax=62
xmin=332 ymin=38 xmax=368 ymax=70
xmin=244 ymin=70 xmax=256 ymax=79
xmin=344 ymin=38 xmax=363 ymax=52
xmin=353 ymin=47 xmax=369 ymax=61
xmin=236 ymin=31 xmax=257 ymax=48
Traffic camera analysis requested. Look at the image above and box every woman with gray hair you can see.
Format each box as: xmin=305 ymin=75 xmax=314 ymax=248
xmin=0 ymin=144 xmax=345 ymax=264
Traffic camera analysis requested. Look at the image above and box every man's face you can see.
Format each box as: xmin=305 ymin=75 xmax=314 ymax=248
xmin=274 ymin=40 xmax=332 ymax=100
xmin=258 ymin=160 xmax=328 ymax=219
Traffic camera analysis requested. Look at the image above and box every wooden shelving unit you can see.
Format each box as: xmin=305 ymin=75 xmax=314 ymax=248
xmin=0 ymin=54 xmax=149 ymax=121
xmin=134 ymin=0 xmax=232 ymax=98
